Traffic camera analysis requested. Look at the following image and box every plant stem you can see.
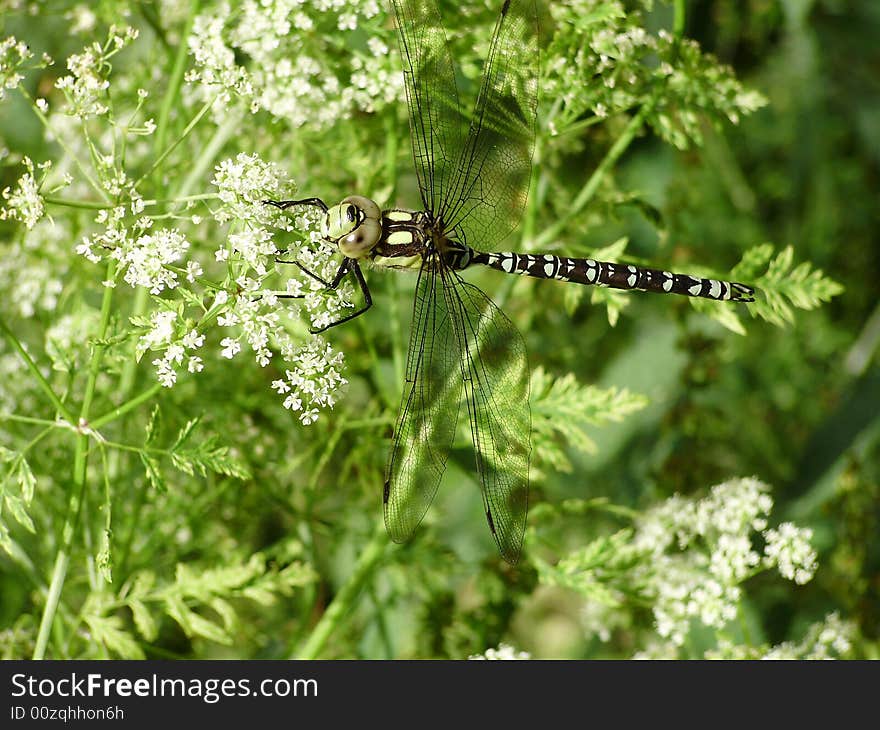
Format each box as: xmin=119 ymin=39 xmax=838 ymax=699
xmin=154 ymin=0 xmax=201 ymax=171
xmin=673 ymin=0 xmax=687 ymax=38
xmin=175 ymin=107 xmax=242 ymax=201
xmin=533 ymin=103 xmax=656 ymax=248
xmin=533 ymin=1 xmax=688 ymax=250
xmin=91 ymin=383 xmax=163 ymax=430
xmin=0 ymin=318 xmax=76 ymax=423
xmin=295 ymin=522 xmax=390 ymax=659
xmin=137 ymin=98 xmax=215 ymax=187
xmin=33 ymin=261 xmax=117 ymax=659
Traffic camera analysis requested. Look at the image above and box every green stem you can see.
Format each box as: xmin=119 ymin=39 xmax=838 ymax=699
xmin=33 ymin=260 xmax=117 ymax=659
xmin=19 ymin=88 xmax=110 ymax=203
xmin=533 ymin=2 xmax=688 ymax=249
xmin=295 ymin=522 xmax=390 ymax=659
xmin=673 ymin=0 xmax=687 ymax=38
xmin=0 ymin=318 xmax=76 ymax=423
xmin=154 ymin=0 xmax=201 ymax=168
xmin=43 ymin=197 xmax=112 ymax=210
xmin=174 ymin=108 xmax=243 ymax=200
xmin=91 ymin=383 xmax=163 ymax=430
xmin=137 ymin=98 xmax=215 ymax=187
xmin=534 ymin=103 xmax=656 ymax=248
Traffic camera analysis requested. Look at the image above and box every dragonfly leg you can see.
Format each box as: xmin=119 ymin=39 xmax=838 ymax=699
xmin=309 ymin=261 xmax=373 ymax=334
xmin=274 ymin=259 xmax=372 ymax=334
xmin=275 ymin=257 xmax=339 ymax=288
xmin=263 ymin=197 xmax=329 ymax=212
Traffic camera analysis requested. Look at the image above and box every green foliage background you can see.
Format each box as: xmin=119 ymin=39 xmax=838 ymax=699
xmin=0 ymin=0 xmax=876 ymax=659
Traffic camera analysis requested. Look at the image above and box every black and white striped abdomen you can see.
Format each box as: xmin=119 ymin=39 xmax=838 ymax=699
xmin=472 ymin=251 xmax=755 ymax=302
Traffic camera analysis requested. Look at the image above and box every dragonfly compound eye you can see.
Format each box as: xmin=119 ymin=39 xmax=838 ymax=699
xmin=340 ymin=217 xmax=381 ymax=258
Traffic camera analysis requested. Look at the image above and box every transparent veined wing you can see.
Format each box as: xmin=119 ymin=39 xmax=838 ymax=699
xmin=384 ymin=261 xmax=463 ymax=544
xmin=441 ymin=0 xmax=539 ymax=252
xmin=385 ymin=259 xmax=531 ymax=563
xmin=444 ymin=270 xmax=531 ymax=563
xmin=390 ymin=0 xmax=468 ymax=215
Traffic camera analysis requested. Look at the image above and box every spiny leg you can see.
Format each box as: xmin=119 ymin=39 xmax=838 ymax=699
xmin=264 ymin=197 xmax=331 ymax=270
xmin=263 ymin=197 xmax=329 ymax=212
xmin=274 ymin=257 xmax=373 ymax=334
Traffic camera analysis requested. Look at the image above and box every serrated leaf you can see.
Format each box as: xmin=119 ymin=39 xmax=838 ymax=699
xmin=690 ymin=298 xmax=747 ymax=335
xmin=209 ymin=597 xmax=237 ymax=632
xmin=140 ymin=453 xmax=166 ymax=492
xmin=165 ymin=596 xmax=231 ymax=644
xmin=145 ymin=406 xmax=161 ymax=446
xmin=172 ymin=418 xmax=201 ymax=451
xmin=4 ymin=495 xmax=35 ymax=533
xmin=85 ymin=614 xmax=145 ymax=659
xmin=15 ymin=459 xmax=35 ymax=503
xmin=129 ymin=599 xmax=157 ymax=642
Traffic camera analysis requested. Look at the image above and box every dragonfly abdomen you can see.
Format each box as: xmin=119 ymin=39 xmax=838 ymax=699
xmin=472 ymin=251 xmax=755 ymax=302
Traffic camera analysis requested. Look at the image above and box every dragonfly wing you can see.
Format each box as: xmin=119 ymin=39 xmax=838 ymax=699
xmin=384 ymin=264 xmax=462 ymax=543
xmin=444 ymin=273 xmax=531 ymax=563
xmin=391 ymin=0 xmax=467 ymax=214
xmin=441 ymin=0 xmax=539 ymax=251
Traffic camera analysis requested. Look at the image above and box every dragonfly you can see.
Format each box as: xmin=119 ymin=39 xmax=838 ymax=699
xmin=266 ymin=0 xmax=754 ymax=564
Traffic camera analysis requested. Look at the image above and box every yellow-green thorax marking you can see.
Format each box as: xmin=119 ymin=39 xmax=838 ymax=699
xmin=320 ymin=195 xmax=466 ymax=271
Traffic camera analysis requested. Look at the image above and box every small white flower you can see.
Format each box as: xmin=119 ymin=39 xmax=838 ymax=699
xmin=182 ymin=329 xmax=205 ymax=349
xmin=220 ymin=337 xmax=241 ymax=359
xmin=186 ymin=261 xmax=203 ymax=283
xmin=299 ymin=408 xmax=319 ymax=425
xmin=152 ymin=357 xmax=177 ymax=388
xmin=763 ymin=522 xmax=817 ymax=585
xmin=187 ymin=356 xmax=204 ymax=373
xmin=0 ymin=157 xmax=45 ymax=229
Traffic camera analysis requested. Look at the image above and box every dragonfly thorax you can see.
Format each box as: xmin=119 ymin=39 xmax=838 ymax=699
xmin=322 ymin=195 xmax=382 ymax=259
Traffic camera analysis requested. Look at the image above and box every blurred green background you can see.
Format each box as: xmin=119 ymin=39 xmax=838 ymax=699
xmin=0 ymin=0 xmax=877 ymax=658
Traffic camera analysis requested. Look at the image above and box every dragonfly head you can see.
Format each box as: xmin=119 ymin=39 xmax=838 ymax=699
xmin=322 ymin=195 xmax=382 ymax=259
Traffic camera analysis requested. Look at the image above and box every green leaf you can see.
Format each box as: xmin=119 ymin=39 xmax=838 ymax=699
xmin=140 ymin=453 xmax=166 ymax=492
xmin=145 ymin=405 xmax=161 ymax=446
xmin=129 ymin=600 xmax=158 ymax=642
xmin=740 ymin=245 xmax=844 ymax=327
xmin=96 ymin=528 xmax=113 ymax=584
xmin=165 ymin=595 xmax=231 ymax=644
xmin=84 ymin=614 xmax=145 ymax=659
xmin=530 ymin=367 xmax=648 ymax=471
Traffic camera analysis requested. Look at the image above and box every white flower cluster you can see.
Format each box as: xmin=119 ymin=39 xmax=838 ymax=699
xmin=543 ymin=1 xmax=766 ymax=145
xmin=76 ymin=202 xmax=148 ymax=265
xmin=0 ymin=157 xmax=45 ymax=229
xmin=0 ymin=35 xmax=31 ymax=100
xmin=634 ymin=477 xmax=818 ymax=646
xmin=468 ymin=643 xmax=531 ymax=660
xmin=138 ymin=310 xmax=206 ymax=388
xmin=55 ymin=26 xmax=139 ymax=118
xmin=186 ymin=0 xmax=402 ymax=128
xmin=217 ymin=293 xmax=283 ymax=368
xmin=115 ymin=227 xmax=191 ymax=294
xmin=764 ymin=612 xmax=853 ymax=660
xmin=212 ymin=152 xmax=295 ymax=226
xmin=0 ymin=218 xmax=67 ymax=319
xmin=763 ymin=522 xmax=817 ymax=585
xmin=271 ymin=339 xmax=346 ymax=425
xmin=701 ymin=612 xmax=854 ymax=660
